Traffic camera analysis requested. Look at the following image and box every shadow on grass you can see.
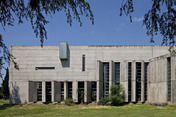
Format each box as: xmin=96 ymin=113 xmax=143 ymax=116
xmin=0 ymin=104 xmax=18 ymax=110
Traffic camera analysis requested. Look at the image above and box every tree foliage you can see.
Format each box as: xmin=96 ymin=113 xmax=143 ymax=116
xmin=0 ymin=0 xmax=94 ymax=78
xmin=120 ymin=0 xmax=176 ymax=46
xmin=2 ymin=68 xmax=9 ymax=98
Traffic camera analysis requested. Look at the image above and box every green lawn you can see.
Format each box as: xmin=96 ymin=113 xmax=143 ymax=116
xmin=0 ymin=100 xmax=176 ymax=117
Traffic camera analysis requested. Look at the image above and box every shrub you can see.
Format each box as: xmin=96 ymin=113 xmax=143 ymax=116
xmin=98 ymin=84 xmax=125 ymax=106
xmin=91 ymin=91 xmax=96 ymax=101
xmin=98 ymin=96 xmax=110 ymax=105
xmin=64 ymin=98 xmax=74 ymax=106
xmin=77 ymin=88 xmax=84 ymax=103
xmin=110 ymin=84 xmax=125 ymax=106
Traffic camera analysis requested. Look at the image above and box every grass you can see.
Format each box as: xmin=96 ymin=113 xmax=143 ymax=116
xmin=0 ymin=100 xmax=176 ymax=117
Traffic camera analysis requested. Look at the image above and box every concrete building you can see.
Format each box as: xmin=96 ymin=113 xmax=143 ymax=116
xmin=9 ymin=42 xmax=176 ymax=105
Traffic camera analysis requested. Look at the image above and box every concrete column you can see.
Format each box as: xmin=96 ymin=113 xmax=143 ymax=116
xmin=52 ymin=81 xmax=54 ymax=102
xmin=120 ymin=61 xmax=128 ymax=102
xmin=109 ymin=61 xmax=115 ymax=94
xmin=87 ymin=81 xmax=91 ymax=103
xmin=28 ymin=81 xmax=34 ymax=102
xmin=112 ymin=61 xmax=115 ymax=85
xmin=132 ymin=61 xmax=136 ymax=102
xmin=54 ymin=81 xmax=61 ymax=102
xmin=84 ymin=81 xmax=88 ymax=103
xmin=84 ymin=81 xmax=91 ymax=103
xmin=171 ymin=56 xmax=176 ymax=104
xmin=42 ymin=81 xmax=46 ymax=102
xmin=96 ymin=60 xmax=103 ymax=102
xmin=109 ymin=60 xmax=112 ymax=93
xmin=33 ymin=82 xmax=37 ymax=102
xmin=73 ymin=81 xmax=78 ymax=102
xmin=147 ymin=62 xmax=150 ymax=103
xmin=97 ymin=81 xmax=100 ymax=102
xmin=64 ymin=81 xmax=68 ymax=100
xmin=141 ymin=61 xmax=145 ymax=102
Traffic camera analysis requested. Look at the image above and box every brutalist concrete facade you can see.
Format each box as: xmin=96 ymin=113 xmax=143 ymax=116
xmin=148 ymin=53 xmax=176 ymax=105
xmin=9 ymin=43 xmax=176 ymax=105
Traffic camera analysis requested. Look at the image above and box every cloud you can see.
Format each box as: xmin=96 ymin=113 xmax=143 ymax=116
xmin=113 ymin=22 xmax=125 ymax=31
xmin=132 ymin=17 xmax=144 ymax=23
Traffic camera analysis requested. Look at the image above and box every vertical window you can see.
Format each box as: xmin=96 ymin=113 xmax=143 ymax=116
xmin=46 ymin=82 xmax=52 ymax=102
xmin=128 ymin=62 xmax=132 ymax=102
xmin=103 ymin=63 xmax=109 ymax=97
xmin=68 ymin=82 xmax=72 ymax=99
xmin=61 ymin=82 xmax=64 ymax=101
xmin=144 ymin=62 xmax=149 ymax=101
xmin=115 ymin=62 xmax=120 ymax=85
xmin=37 ymin=82 xmax=42 ymax=101
xmin=78 ymin=82 xmax=84 ymax=103
xmin=167 ymin=57 xmax=171 ymax=101
xmin=91 ymin=82 xmax=97 ymax=101
xmin=136 ymin=62 xmax=141 ymax=101
xmin=82 ymin=55 xmax=85 ymax=71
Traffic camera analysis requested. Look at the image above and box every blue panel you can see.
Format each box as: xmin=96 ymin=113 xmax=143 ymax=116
xmin=59 ymin=42 xmax=68 ymax=59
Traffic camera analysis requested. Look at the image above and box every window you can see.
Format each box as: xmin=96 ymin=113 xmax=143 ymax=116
xmin=136 ymin=62 xmax=141 ymax=101
xmin=68 ymin=82 xmax=72 ymax=98
xmin=78 ymin=82 xmax=84 ymax=103
xmin=61 ymin=82 xmax=64 ymax=101
xmin=167 ymin=58 xmax=171 ymax=101
xmin=144 ymin=62 xmax=149 ymax=101
xmin=103 ymin=63 xmax=109 ymax=97
xmin=91 ymin=82 xmax=97 ymax=101
xmin=82 ymin=55 xmax=85 ymax=71
xmin=115 ymin=62 xmax=120 ymax=85
xmin=128 ymin=62 xmax=132 ymax=102
xmin=46 ymin=82 xmax=52 ymax=102
xmin=35 ymin=67 xmax=55 ymax=70
xmin=37 ymin=82 xmax=42 ymax=101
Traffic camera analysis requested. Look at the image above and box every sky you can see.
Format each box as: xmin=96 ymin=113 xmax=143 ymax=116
xmin=0 ymin=0 xmax=164 ymax=84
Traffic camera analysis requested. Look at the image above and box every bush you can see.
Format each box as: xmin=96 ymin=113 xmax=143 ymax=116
xmin=91 ymin=91 xmax=96 ymax=101
xmin=98 ymin=84 xmax=125 ymax=106
xmin=64 ymin=98 xmax=74 ymax=106
xmin=110 ymin=84 xmax=125 ymax=106
xmin=98 ymin=96 xmax=110 ymax=105
xmin=77 ymin=88 xmax=84 ymax=103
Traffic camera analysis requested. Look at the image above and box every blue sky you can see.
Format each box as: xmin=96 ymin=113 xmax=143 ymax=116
xmin=0 ymin=0 xmax=164 ymax=84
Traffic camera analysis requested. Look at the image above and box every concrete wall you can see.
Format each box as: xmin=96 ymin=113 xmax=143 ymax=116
xmin=148 ymin=54 xmax=169 ymax=105
xmin=171 ymin=55 xmax=176 ymax=104
xmin=10 ymin=45 xmax=170 ymax=104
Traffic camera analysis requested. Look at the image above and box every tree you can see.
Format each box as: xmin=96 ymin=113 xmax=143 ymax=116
xmin=0 ymin=0 xmax=94 ymax=78
xmin=120 ymin=0 xmax=176 ymax=46
xmin=2 ymin=68 xmax=9 ymax=98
